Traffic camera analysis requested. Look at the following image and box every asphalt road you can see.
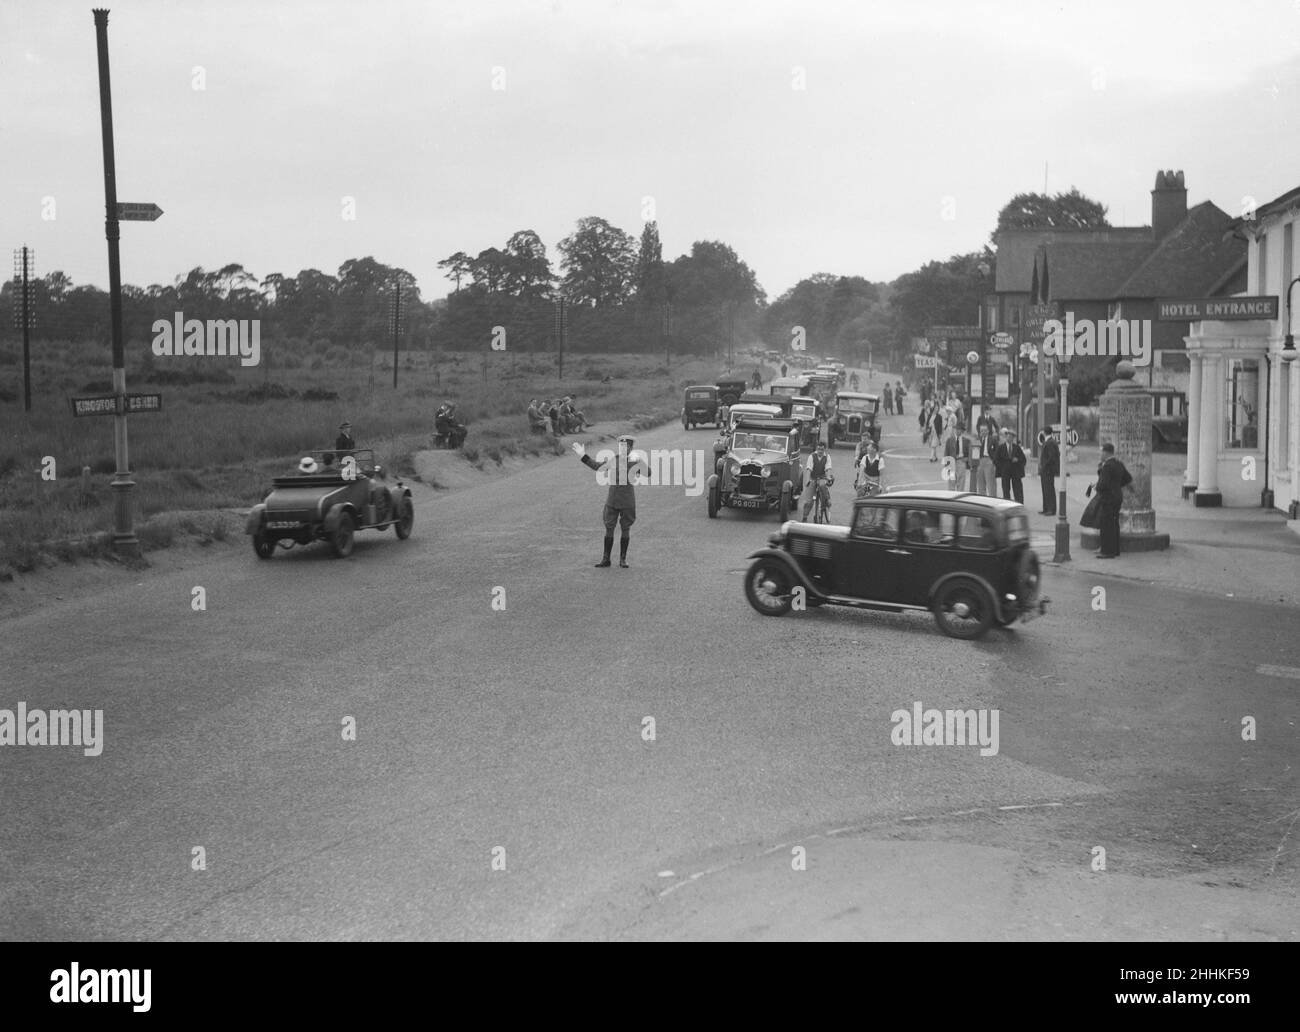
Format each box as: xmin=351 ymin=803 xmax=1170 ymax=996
xmin=2 ymin=370 xmax=1297 ymax=940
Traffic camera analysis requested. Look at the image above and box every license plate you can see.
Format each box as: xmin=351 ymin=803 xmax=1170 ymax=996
xmin=267 ymin=521 xmax=301 ymax=529
xmin=733 ymin=498 xmax=765 ymax=509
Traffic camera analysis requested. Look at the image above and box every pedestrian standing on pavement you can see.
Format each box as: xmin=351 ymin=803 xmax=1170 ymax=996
xmin=1039 ymin=429 xmax=1060 ymax=515
xmin=883 ymin=383 xmax=894 ymax=415
xmin=1090 ymin=441 xmax=1133 ymax=558
xmin=780 ymin=361 xmax=788 ymax=377
xmin=995 ymin=428 xmax=1027 ymax=502
xmin=574 ymin=436 xmax=647 ymax=568
xmin=972 ymin=421 xmax=998 ymax=495
xmin=894 ymin=381 xmax=905 ymax=416
xmin=927 ymin=404 xmax=944 ymax=463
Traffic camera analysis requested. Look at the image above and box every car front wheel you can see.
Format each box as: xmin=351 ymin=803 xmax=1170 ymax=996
xmin=252 ymin=529 xmax=275 ymax=560
xmin=932 ymin=577 xmax=995 ymax=639
xmin=331 ymin=512 xmax=355 ymax=558
xmin=707 ymin=482 xmax=720 ymax=518
xmin=394 ymin=497 xmax=414 ymax=539
xmin=744 ymin=559 xmax=794 ymax=616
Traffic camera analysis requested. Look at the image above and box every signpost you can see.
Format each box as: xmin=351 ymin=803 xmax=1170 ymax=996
xmin=1025 ymin=303 xmax=1059 ymax=458
xmin=94 ymin=9 xmax=164 ymax=557
xmin=115 ymin=202 xmax=163 ymax=221
xmin=70 ymin=392 xmax=163 ymax=417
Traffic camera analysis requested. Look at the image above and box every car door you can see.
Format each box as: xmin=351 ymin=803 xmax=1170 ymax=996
xmin=895 ymin=508 xmax=959 ymax=607
xmin=835 ymin=504 xmax=904 ymax=599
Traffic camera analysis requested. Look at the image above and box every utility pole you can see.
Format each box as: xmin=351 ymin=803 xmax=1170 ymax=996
xmin=390 ymin=280 xmax=402 ymax=389
xmin=12 ymin=247 xmax=34 ymax=411
xmin=554 ymin=295 xmax=566 ymax=379
xmin=93 ymin=8 xmax=139 ymax=558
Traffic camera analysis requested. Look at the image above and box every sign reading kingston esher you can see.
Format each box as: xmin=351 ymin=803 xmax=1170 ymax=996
xmin=1155 ymin=296 xmax=1278 ymax=321
xmin=70 ymin=393 xmax=162 ymax=417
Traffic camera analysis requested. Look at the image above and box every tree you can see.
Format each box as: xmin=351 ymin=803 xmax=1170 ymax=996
xmin=994 ymin=187 xmax=1110 ymax=236
xmin=633 ymin=221 xmax=666 ymax=305
xmin=501 ymin=231 xmax=554 ymax=299
xmin=437 ymin=251 xmax=473 ymax=293
xmin=469 ymin=247 xmax=509 ymax=295
xmin=557 ymin=216 xmax=637 ymax=306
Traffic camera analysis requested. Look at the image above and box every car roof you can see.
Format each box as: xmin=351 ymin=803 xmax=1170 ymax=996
xmin=856 ymin=489 xmax=1024 ymax=511
xmin=733 ymin=417 xmax=798 ymax=431
xmin=836 ymin=391 xmax=878 ymax=400
xmin=685 ymin=384 xmax=716 ymax=390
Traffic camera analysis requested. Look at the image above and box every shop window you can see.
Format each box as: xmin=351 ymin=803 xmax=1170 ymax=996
xmin=1225 ymin=358 xmax=1261 ymax=449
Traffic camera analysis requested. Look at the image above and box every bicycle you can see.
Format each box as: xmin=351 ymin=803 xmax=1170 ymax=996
xmin=807 ymin=475 xmax=833 ymax=523
xmin=856 ymin=473 xmax=881 ymax=499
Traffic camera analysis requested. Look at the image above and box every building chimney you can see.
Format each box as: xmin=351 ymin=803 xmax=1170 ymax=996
xmin=1151 ymin=169 xmax=1187 ymax=239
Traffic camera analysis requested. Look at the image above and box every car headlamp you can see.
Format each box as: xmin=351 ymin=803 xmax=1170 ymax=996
xmin=761 ymin=466 xmax=771 ymax=477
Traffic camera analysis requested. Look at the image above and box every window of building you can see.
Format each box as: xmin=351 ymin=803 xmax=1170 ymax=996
xmin=1008 ymin=307 xmax=1021 ymax=329
xmin=1225 ymin=357 xmax=1261 ymax=449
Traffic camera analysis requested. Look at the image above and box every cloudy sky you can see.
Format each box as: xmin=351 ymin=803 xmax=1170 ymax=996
xmin=3 ymin=0 xmax=1299 ymax=302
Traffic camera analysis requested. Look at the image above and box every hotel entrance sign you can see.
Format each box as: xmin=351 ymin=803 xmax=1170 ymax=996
xmin=1155 ymin=297 xmax=1278 ymax=321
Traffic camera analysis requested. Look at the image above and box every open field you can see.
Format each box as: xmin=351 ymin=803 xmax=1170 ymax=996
xmin=0 ymin=342 xmax=769 ymax=571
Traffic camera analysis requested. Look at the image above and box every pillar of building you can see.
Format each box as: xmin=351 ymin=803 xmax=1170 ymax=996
xmin=1183 ymin=351 xmax=1202 ymax=498
xmin=1195 ymin=353 xmax=1222 ymax=506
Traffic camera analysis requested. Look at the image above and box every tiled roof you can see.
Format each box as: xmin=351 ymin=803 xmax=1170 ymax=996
xmin=1032 ymin=240 xmax=1156 ymax=300
xmin=1115 ymin=202 xmax=1246 ymax=298
xmin=994 ymin=227 xmax=1150 ymax=292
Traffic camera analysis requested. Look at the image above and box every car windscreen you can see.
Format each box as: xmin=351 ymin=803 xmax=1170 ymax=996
xmin=732 ymin=432 xmax=788 ymax=452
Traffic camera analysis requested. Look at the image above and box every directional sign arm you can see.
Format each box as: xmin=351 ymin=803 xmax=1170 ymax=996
xmin=116 ymin=202 xmax=163 ymax=221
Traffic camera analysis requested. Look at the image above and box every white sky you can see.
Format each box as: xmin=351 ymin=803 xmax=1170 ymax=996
xmin=3 ymin=0 xmax=1299 ymax=302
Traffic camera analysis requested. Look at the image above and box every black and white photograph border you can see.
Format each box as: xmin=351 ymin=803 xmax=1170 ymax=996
xmin=0 ymin=0 xmax=1298 ymax=964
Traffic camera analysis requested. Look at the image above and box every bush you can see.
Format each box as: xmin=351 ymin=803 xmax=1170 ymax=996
xmin=138 ymin=520 xmax=175 ymax=551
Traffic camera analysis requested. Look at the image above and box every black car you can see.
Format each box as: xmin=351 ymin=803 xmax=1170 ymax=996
xmin=743 ymin=490 xmax=1047 ymax=638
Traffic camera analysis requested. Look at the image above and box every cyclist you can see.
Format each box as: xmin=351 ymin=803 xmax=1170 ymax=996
xmin=855 ymin=438 xmax=884 ymax=497
xmin=849 ymin=371 xmax=860 ymax=390
xmin=802 ymin=441 xmax=834 ymax=521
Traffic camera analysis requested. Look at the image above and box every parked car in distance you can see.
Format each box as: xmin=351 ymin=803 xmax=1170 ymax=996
xmin=245 ymin=449 xmax=414 ymax=559
xmin=682 ymin=385 xmax=721 ymax=430
xmin=708 ymin=417 xmax=805 ymax=521
xmin=743 ymin=490 xmax=1047 ymax=639
xmin=769 ymin=374 xmax=813 ymax=399
xmin=828 ymin=391 xmax=881 ymax=449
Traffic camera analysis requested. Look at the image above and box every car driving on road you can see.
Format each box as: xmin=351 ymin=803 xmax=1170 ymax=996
xmin=708 ymin=417 xmax=805 ymax=521
xmin=742 ymin=490 xmax=1047 ymax=638
xmin=246 ymin=448 xmax=414 ymax=559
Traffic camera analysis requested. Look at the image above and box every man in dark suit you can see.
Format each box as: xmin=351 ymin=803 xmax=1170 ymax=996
xmin=1093 ymin=441 xmax=1133 ymax=558
xmin=335 ymin=421 xmax=356 ymax=453
xmin=1039 ymin=429 xmax=1060 ymax=515
xmin=994 ymin=428 xmax=1027 ymax=503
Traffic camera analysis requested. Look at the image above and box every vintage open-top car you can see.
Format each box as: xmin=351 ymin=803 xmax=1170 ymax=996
xmin=245 ymin=448 xmax=414 ymax=559
xmin=708 ymin=417 xmax=805 ymax=521
xmin=828 ymin=390 xmax=881 ymax=449
xmin=682 ymin=385 xmax=721 ymax=430
xmin=743 ymin=490 xmax=1047 ymax=639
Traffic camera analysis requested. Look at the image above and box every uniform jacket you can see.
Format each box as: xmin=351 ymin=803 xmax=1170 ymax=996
xmin=582 ymin=449 xmax=647 ymax=508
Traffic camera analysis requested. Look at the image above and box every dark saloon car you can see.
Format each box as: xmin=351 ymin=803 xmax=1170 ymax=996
xmin=827 ymin=391 xmax=881 ymax=449
xmin=743 ymin=490 xmax=1047 ymax=638
xmin=245 ymin=449 xmax=414 ymax=559
xmin=682 ymin=385 xmax=721 ymax=430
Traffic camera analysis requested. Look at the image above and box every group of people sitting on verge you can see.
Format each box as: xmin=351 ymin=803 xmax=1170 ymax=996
xmin=528 ymin=396 xmax=592 ymax=435
xmin=434 ymin=403 xmax=468 ymax=449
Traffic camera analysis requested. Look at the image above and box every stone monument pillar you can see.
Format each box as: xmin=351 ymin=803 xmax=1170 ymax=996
xmin=1081 ymin=361 xmax=1170 ymax=552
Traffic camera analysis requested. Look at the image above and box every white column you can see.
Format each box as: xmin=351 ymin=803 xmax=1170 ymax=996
xmin=1185 ymin=351 xmax=1202 ymax=493
xmin=1291 ymin=358 xmax=1300 ymax=514
xmin=1196 ymin=353 xmax=1221 ymax=504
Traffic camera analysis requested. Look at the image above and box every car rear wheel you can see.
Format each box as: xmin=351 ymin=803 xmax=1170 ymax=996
xmin=331 ymin=512 xmax=355 ymax=558
xmin=252 ymin=529 xmax=275 ymax=560
xmin=744 ymin=559 xmax=794 ymax=616
xmin=932 ymin=577 xmax=995 ymax=639
xmin=707 ymin=482 xmax=720 ymax=518
xmin=394 ymin=497 xmax=414 ymax=539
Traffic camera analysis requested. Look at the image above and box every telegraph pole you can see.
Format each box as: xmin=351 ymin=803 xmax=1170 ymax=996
xmin=12 ymin=248 xmax=34 ymax=412
xmin=93 ymin=8 xmax=139 ymax=557
xmin=390 ymin=280 xmax=401 ymax=389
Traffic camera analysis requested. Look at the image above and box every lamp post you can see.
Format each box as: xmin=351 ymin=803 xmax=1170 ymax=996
xmin=1053 ymin=350 xmax=1072 ymax=563
xmin=1283 ymin=278 xmax=1299 ymax=517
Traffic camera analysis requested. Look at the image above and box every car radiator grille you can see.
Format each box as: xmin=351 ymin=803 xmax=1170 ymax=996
xmin=791 ymin=538 xmax=833 ymax=559
xmin=847 ymin=416 xmax=862 ymax=434
xmin=738 ymin=464 xmax=764 ymax=496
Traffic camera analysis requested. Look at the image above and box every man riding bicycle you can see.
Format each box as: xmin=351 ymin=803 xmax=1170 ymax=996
xmin=855 ymin=438 xmax=884 ymax=497
xmin=802 ymin=441 xmax=834 ymax=521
